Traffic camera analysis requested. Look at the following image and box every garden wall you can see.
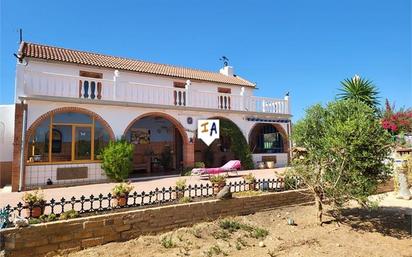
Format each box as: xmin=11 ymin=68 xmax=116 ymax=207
xmin=0 ymin=189 xmax=312 ymax=257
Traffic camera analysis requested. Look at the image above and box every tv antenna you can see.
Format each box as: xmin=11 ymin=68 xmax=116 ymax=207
xmin=219 ymin=56 xmax=229 ymax=67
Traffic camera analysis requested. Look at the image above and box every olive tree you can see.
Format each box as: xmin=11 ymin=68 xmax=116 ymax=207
xmin=289 ymin=99 xmax=392 ymax=224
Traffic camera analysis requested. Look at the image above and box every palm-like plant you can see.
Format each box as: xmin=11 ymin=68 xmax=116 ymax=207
xmin=337 ymin=75 xmax=380 ymax=109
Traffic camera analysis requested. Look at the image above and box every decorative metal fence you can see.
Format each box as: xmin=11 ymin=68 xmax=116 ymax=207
xmin=2 ymin=178 xmax=290 ymax=224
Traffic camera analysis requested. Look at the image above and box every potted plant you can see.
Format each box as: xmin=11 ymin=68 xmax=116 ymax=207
xmin=160 ymin=146 xmax=173 ymax=171
xmin=209 ymin=175 xmax=226 ymax=195
xmin=174 ymin=178 xmax=186 ymax=200
xmin=22 ymin=189 xmax=45 ymax=218
xmin=194 ymin=162 xmax=205 ymax=168
xmin=243 ymin=173 xmax=256 ymax=191
xmin=111 ymin=182 xmax=134 ymax=207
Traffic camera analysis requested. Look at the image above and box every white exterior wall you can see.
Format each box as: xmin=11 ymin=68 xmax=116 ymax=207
xmin=20 ymin=60 xmax=255 ymax=98
xmin=26 ymin=100 xmax=254 ymax=141
xmin=25 ymin=163 xmax=106 ymax=188
xmin=252 ymin=153 xmax=288 ymax=168
xmin=0 ymin=105 xmax=15 ymax=162
xmin=17 ymin=58 xmax=290 ymax=188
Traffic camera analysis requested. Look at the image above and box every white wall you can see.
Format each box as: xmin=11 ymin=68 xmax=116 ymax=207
xmin=0 ymin=105 xmax=15 ymax=162
xmin=21 ymin=59 xmax=256 ymax=97
xmin=252 ymin=153 xmax=288 ymax=168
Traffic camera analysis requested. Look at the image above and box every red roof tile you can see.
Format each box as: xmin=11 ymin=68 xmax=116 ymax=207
xmin=20 ymin=42 xmax=255 ymax=87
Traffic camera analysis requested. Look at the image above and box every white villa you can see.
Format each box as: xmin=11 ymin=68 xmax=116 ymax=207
xmin=0 ymin=42 xmax=292 ymax=192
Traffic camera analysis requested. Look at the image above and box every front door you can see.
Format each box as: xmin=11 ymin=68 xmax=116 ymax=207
xmin=74 ymin=126 xmax=92 ymax=161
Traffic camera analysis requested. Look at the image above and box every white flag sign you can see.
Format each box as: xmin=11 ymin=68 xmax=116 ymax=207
xmin=197 ymin=119 xmax=220 ymax=146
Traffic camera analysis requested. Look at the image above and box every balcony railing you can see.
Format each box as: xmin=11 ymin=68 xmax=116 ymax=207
xmin=20 ymin=70 xmax=290 ymax=115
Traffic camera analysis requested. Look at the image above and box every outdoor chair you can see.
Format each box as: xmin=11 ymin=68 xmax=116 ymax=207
xmin=191 ymin=160 xmax=241 ymax=177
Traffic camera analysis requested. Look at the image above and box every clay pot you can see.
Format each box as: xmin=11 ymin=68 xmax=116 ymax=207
xmin=246 ymin=182 xmax=256 ymax=191
xmin=25 ymin=203 xmax=45 ymax=218
xmin=213 ymin=182 xmax=226 ymax=195
xmin=114 ymin=195 xmax=128 ymax=207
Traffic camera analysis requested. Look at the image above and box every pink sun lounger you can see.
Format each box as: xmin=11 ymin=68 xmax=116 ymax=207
xmin=192 ymin=160 xmax=241 ymax=176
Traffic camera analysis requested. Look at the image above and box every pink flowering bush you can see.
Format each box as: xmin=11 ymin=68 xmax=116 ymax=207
xmin=381 ymin=99 xmax=412 ymax=134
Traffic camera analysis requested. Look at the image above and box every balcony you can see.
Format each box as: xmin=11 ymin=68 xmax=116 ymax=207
xmin=19 ymin=70 xmax=290 ymax=115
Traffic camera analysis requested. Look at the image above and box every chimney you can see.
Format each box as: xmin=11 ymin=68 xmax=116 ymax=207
xmin=219 ymin=66 xmax=234 ymax=77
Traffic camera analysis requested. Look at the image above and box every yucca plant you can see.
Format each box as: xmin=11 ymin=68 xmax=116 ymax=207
xmin=337 ymin=75 xmax=380 ymax=110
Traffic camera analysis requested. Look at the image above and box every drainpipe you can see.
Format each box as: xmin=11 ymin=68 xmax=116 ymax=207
xmin=18 ymin=100 xmax=27 ymax=192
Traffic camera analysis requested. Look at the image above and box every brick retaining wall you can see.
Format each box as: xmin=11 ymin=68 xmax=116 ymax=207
xmin=0 ymin=189 xmax=312 ymax=257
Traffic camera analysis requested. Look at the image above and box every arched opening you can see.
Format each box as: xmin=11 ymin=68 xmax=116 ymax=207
xmin=249 ymin=123 xmax=288 ymax=154
xmin=26 ymin=109 xmax=114 ymax=164
xmin=195 ymin=117 xmax=253 ymax=169
xmin=124 ymin=114 xmax=186 ymax=177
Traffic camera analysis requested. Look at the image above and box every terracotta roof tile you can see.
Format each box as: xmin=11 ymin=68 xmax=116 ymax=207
xmin=20 ymin=42 xmax=255 ymax=87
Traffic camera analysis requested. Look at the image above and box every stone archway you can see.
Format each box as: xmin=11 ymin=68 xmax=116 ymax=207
xmin=123 ymin=112 xmax=192 ymax=176
xmin=194 ymin=116 xmax=253 ymax=169
xmin=24 ymin=107 xmax=115 ymax=163
xmin=248 ymin=123 xmax=289 ymax=154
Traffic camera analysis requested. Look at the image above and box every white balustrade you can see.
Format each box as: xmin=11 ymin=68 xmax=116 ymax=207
xmin=20 ymin=71 xmax=290 ymax=115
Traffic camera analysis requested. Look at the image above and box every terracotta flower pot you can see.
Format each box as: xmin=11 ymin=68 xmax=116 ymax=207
xmin=172 ymin=189 xmax=185 ymax=201
xmin=213 ymin=182 xmax=226 ymax=195
xmin=246 ymin=181 xmax=256 ymax=191
xmin=114 ymin=195 xmax=128 ymax=207
xmin=25 ymin=203 xmax=45 ymax=218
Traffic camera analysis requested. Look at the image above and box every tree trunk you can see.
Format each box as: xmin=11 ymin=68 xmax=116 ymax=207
xmin=314 ymin=191 xmax=323 ymax=225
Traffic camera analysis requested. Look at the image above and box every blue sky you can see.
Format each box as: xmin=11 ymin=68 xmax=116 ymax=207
xmin=1 ymin=0 xmax=411 ymax=121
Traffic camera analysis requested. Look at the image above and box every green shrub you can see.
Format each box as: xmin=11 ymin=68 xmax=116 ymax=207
xmin=209 ymin=175 xmax=226 ymax=184
xmin=179 ymin=196 xmax=192 ymax=203
xmin=160 ymin=146 xmax=173 ymax=170
xmin=194 ymin=162 xmax=205 ymax=168
xmin=251 ymin=227 xmax=269 ymax=239
xmin=219 ymin=220 xmax=242 ymax=232
xmin=22 ymin=189 xmax=45 ymax=205
xmin=242 ymin=173 xmax=256 ymax=183
xmin=39 ymin=213 xmax=57 ymax=222
xmin=160 ymin=235 xmax=175 ymax=248
xmin=284 ymin=174 xmax=300 ymax=190
xmin=181 ymin=167 xmax=192 ymax=176
xmin=101 ymin=140 xmax=134 ymax=182
xmin=28 ymin=218 xmax=41 ymax=225
xmin=220 ymin=119 xmax=254 ymax=170
xmin=59 ymin=209 xmax=79 ymax=220
xmin=175 ymin=179 xmax=187 ymax=190
xmin=111 ymin=182 xmax=134 ymax=197
xmin=212 ymin=230 xmax=230 ymax=240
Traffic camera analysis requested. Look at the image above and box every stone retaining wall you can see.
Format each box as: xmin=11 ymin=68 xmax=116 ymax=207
xmin=0 ymin=189 xmax=312 ymax=257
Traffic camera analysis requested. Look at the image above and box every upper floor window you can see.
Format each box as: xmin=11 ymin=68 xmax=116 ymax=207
xmin=173 ymin=82 xmax=186 ymax=88
xmin=218 ymin=87 xmax=231 ymax=94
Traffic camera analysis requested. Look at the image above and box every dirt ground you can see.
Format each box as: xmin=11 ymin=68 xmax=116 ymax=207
xmin=58 ymin=203 xmax=412 ymax=257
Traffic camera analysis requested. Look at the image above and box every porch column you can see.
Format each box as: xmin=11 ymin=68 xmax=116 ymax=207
xmin=183 ymin=142 xmax=195 ymax=167
xmin=11 ymin=102 xmax=27 ymax=192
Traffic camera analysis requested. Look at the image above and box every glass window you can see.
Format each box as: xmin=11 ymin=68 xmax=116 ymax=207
xmin=51 ymin=125 xmax=72 ymax=162
xmin=94 ymin=121 xmax=110 ymax=159
xmin=45 ymin=129 xmax=63 ymax=153
xmin=75 ymin=126 xmax=92 ymax=160
xmin=27 ymin=112 xmax=111 ymax=164
xmin=27 ymin=118 xmax=50 ymax=163
xmin=254 ymin=125 xmax=284 ymax=153
xmin=53 ymin=112 xmax=92 ymax=124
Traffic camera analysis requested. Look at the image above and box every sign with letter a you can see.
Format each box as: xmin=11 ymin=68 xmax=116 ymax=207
xmin=197 ymin=119 xmax=220 ymax=146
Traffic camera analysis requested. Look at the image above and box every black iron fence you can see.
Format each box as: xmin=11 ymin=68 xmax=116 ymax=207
xmin=1 ymin=178 xmax=292 ymax=226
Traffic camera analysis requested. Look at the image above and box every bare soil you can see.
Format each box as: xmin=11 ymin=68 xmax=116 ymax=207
xmin=57 ymin=203 xmax=412 ymax=257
